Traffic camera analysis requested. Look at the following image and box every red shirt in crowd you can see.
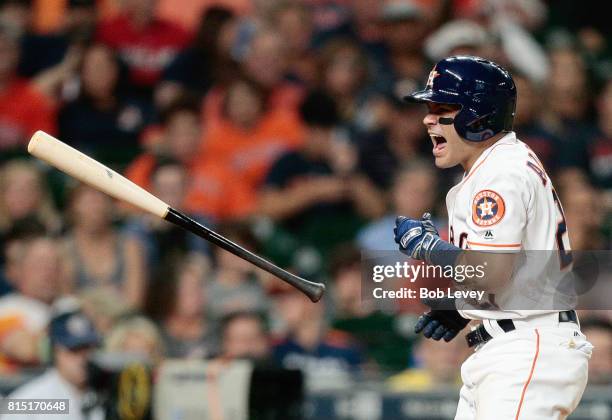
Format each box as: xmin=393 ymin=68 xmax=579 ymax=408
xmin=0 ymin=79 xmax=56 ymax=151
xmin=96 ymin=14 xmax=191 ymax=87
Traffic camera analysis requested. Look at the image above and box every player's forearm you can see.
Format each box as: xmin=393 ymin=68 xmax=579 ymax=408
xmin=395 ymin=217 xmax=514 ymax=291
xmin=423 ymin=240 xmax=514 ymax=291
xmin=454 ymin=250 xmax=516 ymax=291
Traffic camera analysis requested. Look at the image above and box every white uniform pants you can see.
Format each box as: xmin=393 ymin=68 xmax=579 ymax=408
xmin=455 ymin=318 xmax=592 ymax=420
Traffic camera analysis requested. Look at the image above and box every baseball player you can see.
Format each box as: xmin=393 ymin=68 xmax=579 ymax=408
xmin=393 ymin=56 xmax=592 ymax=419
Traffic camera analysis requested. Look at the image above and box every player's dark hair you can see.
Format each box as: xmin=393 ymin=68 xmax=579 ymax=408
xmin=299 ymin=90 xmax=340 ymax=128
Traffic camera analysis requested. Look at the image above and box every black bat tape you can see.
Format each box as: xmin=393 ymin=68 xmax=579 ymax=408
xmin=164 ymin=208 xmax=325 ymax=302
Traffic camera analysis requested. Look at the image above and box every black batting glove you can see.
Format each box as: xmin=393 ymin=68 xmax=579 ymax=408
xmin=414 ymin=298 xmax=470 ymax=342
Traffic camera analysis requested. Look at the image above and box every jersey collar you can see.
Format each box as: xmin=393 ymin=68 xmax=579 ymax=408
xmin=462 ymin=131 xmax=518 ymax=182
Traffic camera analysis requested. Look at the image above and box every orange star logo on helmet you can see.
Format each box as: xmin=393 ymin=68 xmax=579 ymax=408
xmin=426 ymin=69 xmax=439 ymax=88
xmin=472 ymin=190 xmax=505 ymax=226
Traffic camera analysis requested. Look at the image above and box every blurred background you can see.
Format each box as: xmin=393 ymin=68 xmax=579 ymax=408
xmin=0 ymin=0 xmax=611 ymax=418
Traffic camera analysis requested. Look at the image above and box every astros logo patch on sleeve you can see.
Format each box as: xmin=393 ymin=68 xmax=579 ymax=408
xmin=472 ymin=190 xmax=505 ymax=226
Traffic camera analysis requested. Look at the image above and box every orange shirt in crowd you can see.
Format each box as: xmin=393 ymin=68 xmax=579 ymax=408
xmin=0 ymin=79 xmax=56 ymax=151
xmin=202 ymin=83 xmax=304 ymax=132
xmin=124 ymin=153 xmax=255 ymax=220
xmin=201 ymin=108 xmax=305 ymax=195
xmin=184 ymin=160 xmax=255 ymax=220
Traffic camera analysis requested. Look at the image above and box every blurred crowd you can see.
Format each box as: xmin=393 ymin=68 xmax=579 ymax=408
xmin=1 ymin=0 xmax=612 ymax=408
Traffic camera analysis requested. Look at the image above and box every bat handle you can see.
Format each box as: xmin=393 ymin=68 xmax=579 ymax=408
xmin=164 ymin=209 xmax=326 ymax=302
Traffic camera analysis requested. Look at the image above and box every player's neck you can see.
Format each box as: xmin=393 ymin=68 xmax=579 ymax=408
xmin=461 ymin=134 xmax=505 ymax=172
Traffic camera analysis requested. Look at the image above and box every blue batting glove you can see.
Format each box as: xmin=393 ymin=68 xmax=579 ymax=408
xmin=421 ymin=213 xmax=439 ymax=235
xmin=394 ymin=213 xmax=441 ymax=261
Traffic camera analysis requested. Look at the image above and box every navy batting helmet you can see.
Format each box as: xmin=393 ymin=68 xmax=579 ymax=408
xmin=404 ymin=56 xmax=516 ymax=142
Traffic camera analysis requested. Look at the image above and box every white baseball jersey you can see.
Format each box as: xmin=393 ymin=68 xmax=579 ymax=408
xmin=445 ymin=132 xmax=572 ymax=320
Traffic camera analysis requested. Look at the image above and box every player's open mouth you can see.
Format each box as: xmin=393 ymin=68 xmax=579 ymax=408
xmin=431 ymin=135 xmax=447 ymax=155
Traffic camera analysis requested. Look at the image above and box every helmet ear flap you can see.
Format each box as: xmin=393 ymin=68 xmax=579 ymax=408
xmin=455 ymin=108 xmax=497 ymax=141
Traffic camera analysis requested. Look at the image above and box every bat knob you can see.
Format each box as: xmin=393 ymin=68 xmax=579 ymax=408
xmin=307 ymin=282 xmax=326 ymax=302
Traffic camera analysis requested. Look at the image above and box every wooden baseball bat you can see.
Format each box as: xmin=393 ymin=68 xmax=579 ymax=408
xmin=27 ymin=131 xmax=325 ymax=302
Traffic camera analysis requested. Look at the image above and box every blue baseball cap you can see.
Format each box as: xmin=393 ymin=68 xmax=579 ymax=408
xmin=49 ymin=311 xmax=101 ymax=350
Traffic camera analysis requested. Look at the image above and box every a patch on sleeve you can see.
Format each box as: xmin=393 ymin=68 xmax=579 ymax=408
xmin=472 ymin=190 xmax=505 ymax=227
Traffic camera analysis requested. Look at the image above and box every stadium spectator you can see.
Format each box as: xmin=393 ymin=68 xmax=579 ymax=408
xmin=58 ymin=44 xmax=153 ymax=167
xmin=202 ymin=28 xmax=303 ymax=130
xmin=329 ymin=244 xmax=412 ymax=373
xmin=559 ymin=179 xmax=608 ymax=250
xmin=207 ymin=223 xmax=268 ymax=321
xmin=450 ymin=0 xmax=551 ymax=83
xmin=78 ymin=286 xmax=131 ymax=336
xmin=0 ymin=236 xmax=65 ymax=370
xmin=0 ymin=217 xmax=46 ymax=296
xmin=328 ymin=0 xmax=383 ymax=49
xmin=201 ymin=75 xmax=304 ymax=214
xmin=155 ymin=0 xmax=249 ymax=32
xmin=558 ymin=77 xmax=612 ymax=195
xmin=95 ymin=0 xmax=191 ymax=95
xmin=63 ymin=184 xmax=147 ymax=308
xmin=587 ymin=78 xmax=612 ymax=191
xmin=0 ymin=23 xmax=56 ymax=151
xmin=512 ymin=72 xmax=562 ymax=172
xmin=356 ymin=96 xmax=430 ymax=189
xmin=151 ymin=255 xmax=216 ymax=359
xmin=105 ymin=315 xmax=165 ymax=364
xmin=580 ymin=317 xmax=612 ymax=385
xmin=18 ymin=0 xmax=97 ymax=78
xmin=158 ymin=6 xmax=238 ymax=106
xmin=270 ymin=1 xmax=317 ymax=87
xmin=259 ymin=90 xmax=384 ymax=259
xmin=220 ymin=311 xmax=270 ymax=361
xmin=317 ymin=38 xmax=383 ymax=136
xmin=376 ymin=0 xmax=429 ymax=94
xmin=124 ymin=158 xmax=210 ymax=269
xmin=544 ymin=46 xmax=593 ymax=143
xmin=272 ymin=288 xmax=363 ymax=391
xmin=0 ymin=0 xmax=31 ymax=37
xmin=0 ymin=159 xmax=61 ymax=237
xmin=125 ymin=98 xmax=204 ymax=182
xmin=357 ymin=161 xmax=440 ymax=252
xmin=424 ymin=19 xmax=492 ymax=64
xmin=126 ymin=97 xmax=255 ymax=220
xmin=387 ymin=336 xmax=468 ymax=392
xmin=241 ymin=25 xmax=291 ymax=93
xmin=7 ymin=309 xmax=104 ymax=420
